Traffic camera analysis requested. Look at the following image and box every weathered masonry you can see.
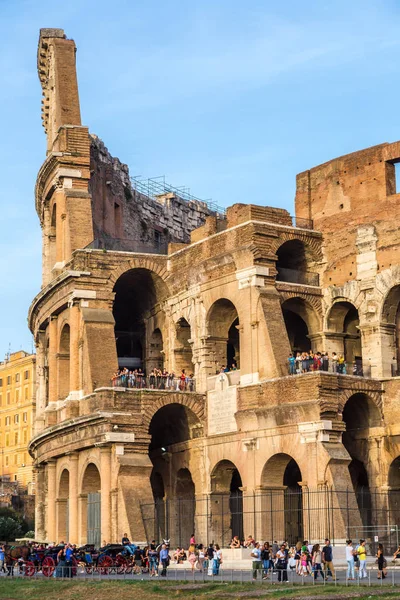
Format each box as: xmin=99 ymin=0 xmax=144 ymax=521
xmin=29 ymin=28 xmax=400 ymax=549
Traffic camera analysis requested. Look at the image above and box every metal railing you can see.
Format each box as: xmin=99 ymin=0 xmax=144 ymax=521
xmin=140 ymin=488 xmax=400 ymax=552
xmin=85 ymin=238 xmax=168 ymax=254
xmin=276 ymin=267 xmax=320 ymax=286
xmin=111 ymin=375 xmax=196 ymax=392
xmin=287 ymin=359 xmax=370 ymax=378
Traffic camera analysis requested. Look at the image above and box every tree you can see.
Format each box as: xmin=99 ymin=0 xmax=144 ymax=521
xmin=0 ymin=517 xmax=22 ymax=543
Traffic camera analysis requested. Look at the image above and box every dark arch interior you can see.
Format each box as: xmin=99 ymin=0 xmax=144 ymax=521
xmin=284 ymin=459 xmax=302 ymax=490
xmin=283 ymin=309 xmax=310 ymax=352
xmin=208 ymin=299 xmax=240 ymax=370
xmin=151 ymin=471 xmax=165 ymax=501
xmin=149 ymin=404 xmax=199 ymax=452
xmin=113 ymin=269 xmax=167 ymax=369
xmin=227 ymin=317 xmax=239 ymax=368
xmin=342 ymin=393 xmax=381 ymax=434
xmin=328 ymin=301 xmax=361 ymax=364
xmin=276 ymin=239 xmax=307 ymax=273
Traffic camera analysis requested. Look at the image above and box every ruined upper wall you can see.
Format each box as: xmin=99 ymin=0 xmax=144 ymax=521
xmin=38 ymin=29 xmax=81 ymax=152
xmin=295 ymin=141 xmax=400 ymax=287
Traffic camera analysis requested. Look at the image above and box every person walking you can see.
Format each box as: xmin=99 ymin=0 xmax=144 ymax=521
xmin=197 ymin=544 xmax=205 ymax=572
xmin=322 ymin=539 xmax=335 ymax=580
xmin=207 ymin=543 xmax=214 ymax=576
xmin=377 ymin=543 xmax=387 ymax=579
xmin=275 ymin=543 xmax=288 ymax=582
xmin=188 ymin=544 xmax=197 ymax=572
xmin=312 ymin=544 xmax=324 ymax=580
xmin=159 ymin=543 xmax=169 ymax=577
xmin=148 ymin=543 xmax=159 ymax=577
xmin=357 ymin=539 xmax=367 ymax=579
xmin=345 ymin=539 xmax=355 ymax=580
xmin=251 ymin=542 xmax=262 ymax=580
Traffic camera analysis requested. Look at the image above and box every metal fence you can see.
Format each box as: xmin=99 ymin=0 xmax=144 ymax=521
xmin=111 ymin=375 xmax=196 ymax=392
xmin=140 ymin=488 xmax=400 ymax=554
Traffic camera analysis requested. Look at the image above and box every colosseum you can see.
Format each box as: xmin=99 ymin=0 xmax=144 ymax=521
xmin=29 ymin=28 xmax=400 ymax=551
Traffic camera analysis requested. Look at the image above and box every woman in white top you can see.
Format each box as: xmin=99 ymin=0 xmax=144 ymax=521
xmin=345 ymin=539 xmax=355 ymax=580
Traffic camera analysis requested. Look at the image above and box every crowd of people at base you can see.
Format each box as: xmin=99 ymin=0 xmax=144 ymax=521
xmin=232 ymin=536 xmax=390 ymax=582
xmin=287 ymin=351 xmax=363 ymax=376
xmin=111 ymin=368 xmax=195 ymax=391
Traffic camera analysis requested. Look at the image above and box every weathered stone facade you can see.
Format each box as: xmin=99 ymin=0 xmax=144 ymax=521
xmin=29 ymin=28 xmax=400 ymax=548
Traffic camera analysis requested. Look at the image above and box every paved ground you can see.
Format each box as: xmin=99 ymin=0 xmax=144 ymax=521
xmin=2 ymin=565 xmax=400 ymax=586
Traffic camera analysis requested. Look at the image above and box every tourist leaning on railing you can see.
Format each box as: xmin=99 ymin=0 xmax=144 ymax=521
xmin=287 ymin=351 xmax=367 ymax=377
xmin=111 ymin=368 xmax=195 ymax=391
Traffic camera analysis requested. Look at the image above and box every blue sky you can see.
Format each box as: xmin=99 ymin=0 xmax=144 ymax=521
xmin=1 ymin=0 xmax=400 ymax=356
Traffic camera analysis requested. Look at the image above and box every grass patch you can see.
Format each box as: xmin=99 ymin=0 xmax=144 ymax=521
xmin=0 ymin=579 xmax=400 ymax=600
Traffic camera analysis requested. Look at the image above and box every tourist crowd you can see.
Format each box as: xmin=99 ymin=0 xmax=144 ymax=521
xmin=288 ymin=351 xmax=364 ymax=376
xmin=111 ymin=368 xmax=195 ymax=391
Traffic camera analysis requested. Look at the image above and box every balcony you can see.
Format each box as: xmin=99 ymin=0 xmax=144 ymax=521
xmin=276 ymin=267 xmax=320 ymax=287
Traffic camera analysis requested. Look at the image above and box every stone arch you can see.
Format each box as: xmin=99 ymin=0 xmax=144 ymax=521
xmin=147 ymin=400 xmax=204 ymax=450
xmin=338 ymin=387 xmax=382 ymax=415
xmin=281 ymin=296 xmax=321 ymax=352
xmin=113 ymin=267 xmax=169 ymax=371
xmin=80 ymin=462 xmax=101 ymax=547
xmin=108 ymin=258 xmax=170 ymax=289
xmin=270 ymin=232 xmax=323 ymax=263
xmin=388 ymin=456 xmax=400 ymax=527
xmin=381 ymin=284 xmax=400 ymax=374
xmin=206 ymin=298 xmax=240 ymax=371
xmin=260 ymin=453 xmax=303 ymax=543
xmin=326 ymin=300 xmax=362 ymax=366
xmin=142 ymin=394 xmax=205 ymax=432
xmin=210 ymin=460 xmax=243 ymax=544
xmin=58 ymin=323 xmax=70 ymax=400
xmin=57 ymin=468 xmax=70 ymax=542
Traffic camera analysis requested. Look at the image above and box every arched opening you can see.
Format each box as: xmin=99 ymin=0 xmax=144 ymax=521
xmin=113 ymin=268 xmax=168 ymax=371
xmin=207 ymin=299 xmax=240 ymax=372
xmin=327 ymin=301 xmax=362 ymax=370
xmin=175 ymin=468 xmax=196 ymax=547
xmin=343 ymin=393 xmax=381 ymax=526
xmin=210 ymin=460 xmax=243 ymax=546
xmin=58 ymin=324 xmax=70 ymax=400
xmin=81 ymin=463 xmax=101 ymax=547
xmin=276 ymin=239 xmax=318 ymax=286
xmin=149 ymin=403 xmax=201 ymax=453
xmin=389 ymin=457 xmax=400 ymax=527
xmin=261 ymin=453 xmax=303 ymax=544
xmin=57 ymin=469 xmax=69 ymax=542
xmin=281 ymin=298 xmax=317 ymax=353
xmin=382 ymin=285 xmax=400 ymax=376
xmin=175 ymin=318 xmax=194 ymax=374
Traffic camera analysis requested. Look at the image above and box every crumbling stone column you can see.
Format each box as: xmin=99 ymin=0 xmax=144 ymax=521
xmin=68 ymin=452 xmax=79 ymax=544
xmin=100 ymin=446 xmax=112 ymax=544
xmin=48 ymin=316 xmax=58 ymax=403
xmin=69 ymin=300 xmax=81 ymax=395
xmin=46 ymin=460 xmax=57 ymax=542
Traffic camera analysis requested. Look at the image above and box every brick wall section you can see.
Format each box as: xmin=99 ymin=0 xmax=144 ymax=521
xmin=295 ymin=141 xmax=400 ymax=287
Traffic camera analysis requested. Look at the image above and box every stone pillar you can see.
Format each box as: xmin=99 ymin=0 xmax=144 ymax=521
xmin=34 ymin=465 xmax=46 ymax=540
xmin=46 ymin=460 xmax=57 ymax=543
xmin=360 ymin=323 xmax=396 ymax=378
xmin=100 ymin=446 xmax=112 ymax=544
xmin=68 ymin=452 xmax=79 ymax=544
xmin=48 ymin=316 xmax=58 ymax=403
xmin=259 ymin=487 xmax=286 ymax=542
xmin=78 ymin=494 xmax=88 ymax=546
xmin=35 ymin=331 xmax=47 ymax=432
xmin=69 ymin=301 xmax=80 ymax=395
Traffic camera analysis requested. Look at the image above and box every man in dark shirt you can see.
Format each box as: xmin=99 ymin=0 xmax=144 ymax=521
xmin=322 ymin=538 xmax=335 ymax=579
xmin=121 ymin=533 xmax=136 ymax=556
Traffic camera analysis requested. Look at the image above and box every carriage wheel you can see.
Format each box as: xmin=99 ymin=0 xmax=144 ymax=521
xmin=97 ymin=555 xmax=113 ymax=574
xmin=115 ymin=555 xmax=128 ymax=574
xmin=24 ymin=561 xmax=36 ymax=577
xmin=71 ymin=556 xmax=78 ymax=577
xmin=42 ymin=556 xmax=55 ymax=577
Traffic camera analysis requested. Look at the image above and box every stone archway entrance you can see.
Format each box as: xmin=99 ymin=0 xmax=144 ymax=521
xmin=81 ymin=463 xmax=101 ymax=547
xmin=210 ymin=460 xmax=244 ymax=546
xmin=261 ymin=453 xmax=303 ymax=544
xmin=327 ymin=301 xmax=362 ymax=370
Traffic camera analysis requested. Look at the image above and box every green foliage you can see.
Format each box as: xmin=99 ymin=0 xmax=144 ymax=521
xmin=25 ymin=530 xmax=35 ymax=538
xmin=0 ymin=507 xmax=29 ymax=533
xmin=0 ymin=516 xmax=22 ymax=542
